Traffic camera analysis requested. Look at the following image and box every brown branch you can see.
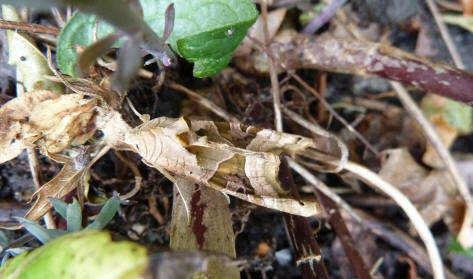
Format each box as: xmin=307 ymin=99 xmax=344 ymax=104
xmin=0 ymin=19 xmax=60 ymax=35
xmin=274 ymin=36 xmax=473 ymax=105
xmin=279 ymin=159 xmax=330 ymax=279
xmin=316 ymin=190 xmax=372 ymax=279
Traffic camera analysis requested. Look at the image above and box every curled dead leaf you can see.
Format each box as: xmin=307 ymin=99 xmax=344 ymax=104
xmin=24 ymin=146 xmax=109 ymax=222
xmin=379 ymin=148 xmax=457 ymax=229
xmin=0 ymin=90 xmax=96 ymax=164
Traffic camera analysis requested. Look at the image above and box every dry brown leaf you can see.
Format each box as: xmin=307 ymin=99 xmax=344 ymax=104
xmin=24 ymin=147 xmax=109 ymax=221
xmin=234 ymin=8 xmax=287 ymax=57
xmin=24 ymin=153 xmax=88 ymax=221
xmin=122 ymin=117 xmax=322 ymax=217
xmin=379 ymin=148 xmax=428 ymax=196
xmin=0 ymin=90 xmax=96 ymax=164
xmin=462 ymin=0 xmax=473 ymax=15
xmin=379 ymin=148 xmax=456 ymax=228
xmin=422 ymin=115 xmax=459 ymax=168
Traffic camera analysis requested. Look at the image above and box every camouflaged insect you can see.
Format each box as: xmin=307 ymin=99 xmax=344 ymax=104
xmin=123 ymin=116 xmax=323 ymax=217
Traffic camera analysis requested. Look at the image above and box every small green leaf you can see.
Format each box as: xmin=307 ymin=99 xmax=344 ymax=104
xmin=66 ymin=198 xmax=82 ymax=232
xmin=16 ymin=218 xmax=66 ymax=244
xmin=85 ymin=196 xmax=119 ymax=231
xmin=421 ymin=94 xmax=472 ymax=135
xmin=0 ymin=231 xmax=8 ymax=247
xmin=0 ymin=230 xmax=148 ymax=279
xmin=449 ymin=237 xmax=473 ymax=258
xmin=49 ymin=198 xmax=68 ymax=220
xmin=56 ymin=12 xmax=116 ymax=77
xmin=56 ymin=0 xmax=258 ymax=77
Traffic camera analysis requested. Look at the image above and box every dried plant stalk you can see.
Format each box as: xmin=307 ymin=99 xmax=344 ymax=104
xmin=274 ymin=36 xmax=473 ymax=104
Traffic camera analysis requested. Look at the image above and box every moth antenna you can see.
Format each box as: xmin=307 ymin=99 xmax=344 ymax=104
xmin=126 ymin=97 xmax=150 ymax=123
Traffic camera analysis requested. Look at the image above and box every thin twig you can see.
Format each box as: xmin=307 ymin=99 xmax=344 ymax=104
xmin=261 ymin=1 xmax=283 ymax=132
xmin=167 ymin=82 xmax=240 ymax=123
xmin=282 ymin=106 xmax=348 ymax=172
xmin=272 ymin=36 xmax=473 ymax=104
xmin=50 ymin=7 xmax=66 ymax=28
xmin=391 ymin=81 xmax=473 ymax=247
xmin=287 ymin=158 xmax=362 ymax=224
xmin=290 ymin=73 xmax=379 ymax=155
xmin=435 ymin=0 xmax=463 ymax=11
xmin=426 ymin=0 xmax=466 ymax=69
xmin=301 ymin=0 xmax=348 ymax=34
xmin=26 ymin=148 xmax=56 ymax=229
xmin=0 ymin=19 xmax=60 ymax=35
xmin=279 ymin=160 xmax=330 ymax=279
xmin=317 ymin=190 xmax=373 ymax=279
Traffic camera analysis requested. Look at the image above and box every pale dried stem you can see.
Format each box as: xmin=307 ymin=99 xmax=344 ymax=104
xmin=282 ymin=107 xmax=348 ymax=172
xmin=343 ymin=160 xmax=445 ymax=279
xmin=426 ymin=0 xmax=466 ymax=69
xmin=167 ymin=82 xmax=240 ymax=123
xmin=26 ymin=148 xmax=56 ymax=229
xmin=0 ymin=19 xmax=60 ymax=35
xmin=50 ymin=7 xmax=66 ymax=28
xmin=287 ymin=158 xmax=362 ymax=224
xmin=391 ymin=81 xmax=473 ymax=243
xmin=261 ymin=1 xmax=283 ymax=132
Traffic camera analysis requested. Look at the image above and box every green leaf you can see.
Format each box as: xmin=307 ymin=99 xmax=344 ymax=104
xmin=448 ymin=237 xmax=473 ymax=258
xmin=56 ymin=12 xmax=116 ymax=77
xmin=421 ymin=94 xmax=472 ymax=135
xmin=66 ymin=198 xmax=82 ymax=232
xmin=85 ymin=196 xmax=119 ymax=231
xmin=56 ymin=0 xmax=258 ymax=77
xmin=16 ymin=218 xmax=66 ymax=244
xmin=0 ymin=230 xmax=148 ymax=279
xmin=49 ymin=198 xmax=68 ymax=220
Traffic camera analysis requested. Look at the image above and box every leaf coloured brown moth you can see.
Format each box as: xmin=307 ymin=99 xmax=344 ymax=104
xmin=123 ymin=116 xmax=323 ymax=217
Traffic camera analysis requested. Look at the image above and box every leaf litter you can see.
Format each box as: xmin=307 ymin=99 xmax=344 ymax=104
xmin=1 ymin=1 xmax=473 ymax=279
